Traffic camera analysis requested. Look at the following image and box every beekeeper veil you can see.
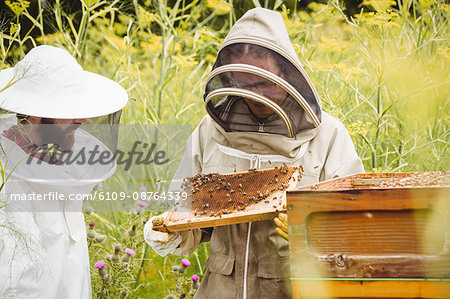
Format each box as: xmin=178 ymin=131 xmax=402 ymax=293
xmin=0 ymin=46 xmax=128 ymax=210
xmin=205 ymin=8 xmax=322 ymax=138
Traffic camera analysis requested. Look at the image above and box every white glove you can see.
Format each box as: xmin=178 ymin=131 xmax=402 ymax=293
xmin=144 ymin=212 xmax=182 ymax=257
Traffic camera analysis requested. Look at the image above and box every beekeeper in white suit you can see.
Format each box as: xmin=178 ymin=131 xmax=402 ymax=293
xmin=0 ymin=45 xmax=127 ymax=298
xmin=145 ymin=8 xmax=364 ymax=298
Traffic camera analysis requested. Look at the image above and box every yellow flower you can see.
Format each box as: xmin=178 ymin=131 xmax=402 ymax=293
xmin=5 ymin=0 xmax=30 ymax=16
xmin=441 ymin=4 xmax=450 ymax=14
xmin=206 ymin=0 xmax=232 ymax=15
xmin=171 ymin=55 xmax=198 ymax=68
xmin=309 ymin=60 xmax=331 ymax=71
xmin=140 ymin=36 xmax=181 ymax=53
xmin=172 ymin=41 xmax=182 ymax=52
xmin=362 ymin=0 xmax=396 ymax=13
xmin=139 ymin=6 xmax=158 ymax=27
xmin=346 ymin=121 xmax=369 ymax=136
xmin=36 ymin=32 xmax=64 ymax=43
xmin=307 ymin=2 xmax=327 ymax=13
xmin=205 ymin=54 xmax=216 ymax=64
xmin=317 ymin=36 xmax=342 ymax=52
xmin=9 ymin=22 xmax=19 ymax=35
xmin=140 ymin=36 xmax=162 ymax=52
xmin=298 ymin=11 xmax=311 ymax=22
xmin=358 ymin=10 xmax=400 ymax=28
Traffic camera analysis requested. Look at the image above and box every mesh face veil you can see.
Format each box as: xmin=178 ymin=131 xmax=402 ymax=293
xmin=0 ymin=112 xmax=122 ymax=182
xmin=204 ymin=43 xmax=321 ymax=137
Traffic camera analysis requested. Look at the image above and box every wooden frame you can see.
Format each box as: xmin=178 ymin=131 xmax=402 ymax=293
xmin=152 ymin=167 xmax=300 ymax=232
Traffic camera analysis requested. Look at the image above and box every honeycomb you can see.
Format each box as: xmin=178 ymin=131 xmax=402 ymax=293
xmin=181 ymin=165 xmax=302 ymax=218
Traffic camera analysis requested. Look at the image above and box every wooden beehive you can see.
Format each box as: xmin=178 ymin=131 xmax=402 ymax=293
xmin=153 ymin=166 xmax=301 ymax=232
xmin=287 ymin=171 xmax=450 ymax=298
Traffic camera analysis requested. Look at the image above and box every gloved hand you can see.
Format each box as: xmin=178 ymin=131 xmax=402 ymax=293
xmin=144 ymin=212 xmax=182 ymax=257
xmin=274 ymin=209 xmax=289 ymax=241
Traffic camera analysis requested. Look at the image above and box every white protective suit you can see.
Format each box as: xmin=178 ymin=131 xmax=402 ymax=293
xmin=0 ymin=45 xmax=127 ymax=299
xmin=145 ymin=8 xmax=365 ymax=299
xmin=0 ymin=115 xmax=116 ymax=299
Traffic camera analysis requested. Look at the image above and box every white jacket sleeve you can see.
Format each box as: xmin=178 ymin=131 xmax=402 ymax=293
xmin=171 ymin=229 xmax=203 ymax=256
xmin=320 ymin=116 xmax=365 ymax=180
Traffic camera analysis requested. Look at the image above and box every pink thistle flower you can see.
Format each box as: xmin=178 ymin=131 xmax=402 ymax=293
xmin=137 ymin=200 xmax=147 ymax=208
xmin=140 ymin=186 xmax=147 ymax=192
xmin=181 ymin=259 xmax=191 ymax=267
xmin=94 ymin=261 xmax=106 ymax=269
xmin=89 ymin=222 xmax=95 ymax=229
xmin=125 ymin=248 xmax=136 ymax=255
xmin=191 ymin=274 xmax=199 ymax=282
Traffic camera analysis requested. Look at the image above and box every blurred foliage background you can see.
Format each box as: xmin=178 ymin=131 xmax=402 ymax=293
xmin=1 ymin=0 xmax=449 ymax=298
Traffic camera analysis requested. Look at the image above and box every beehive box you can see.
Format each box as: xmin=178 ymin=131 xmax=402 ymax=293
xmin=287 ymin=171 xmax=450 ymax=298
xmin=153 ymin=166 xmax=301 ymax=232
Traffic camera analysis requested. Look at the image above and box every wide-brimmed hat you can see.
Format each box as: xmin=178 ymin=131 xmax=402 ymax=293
xmin=0 ymin=45 xmax=128 ymax=118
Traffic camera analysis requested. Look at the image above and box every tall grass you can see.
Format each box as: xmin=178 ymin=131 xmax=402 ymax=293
xmin=1 ymin=0 xmax=449 ymax=297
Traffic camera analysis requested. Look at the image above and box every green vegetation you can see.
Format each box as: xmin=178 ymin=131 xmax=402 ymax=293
xmin=1 ymin=0 xmax=449 ymax=298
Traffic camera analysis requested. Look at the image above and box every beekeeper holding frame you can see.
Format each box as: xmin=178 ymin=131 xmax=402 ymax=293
xmin=145 ymin=8 xmax=364 ymax=298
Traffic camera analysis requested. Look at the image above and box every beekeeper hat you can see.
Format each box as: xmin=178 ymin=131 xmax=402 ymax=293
xmin=0 ymin=45 xmax=128 ymax=118
xmin=204 ymin=8 xmax=322 ymax=138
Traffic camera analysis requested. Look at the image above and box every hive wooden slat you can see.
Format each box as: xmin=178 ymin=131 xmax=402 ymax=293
xmin=291 ymin=280 xmax=450 ymax=299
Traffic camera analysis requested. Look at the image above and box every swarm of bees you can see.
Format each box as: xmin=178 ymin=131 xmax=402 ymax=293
xmin=181 ymin=165 xmax=303 ymax=218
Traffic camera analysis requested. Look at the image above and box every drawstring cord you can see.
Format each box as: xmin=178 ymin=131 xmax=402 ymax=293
xmin=243 ymin=222 xmax=252 ymax=299
xmin=244 ymin=155 xmax=260 ymax=299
